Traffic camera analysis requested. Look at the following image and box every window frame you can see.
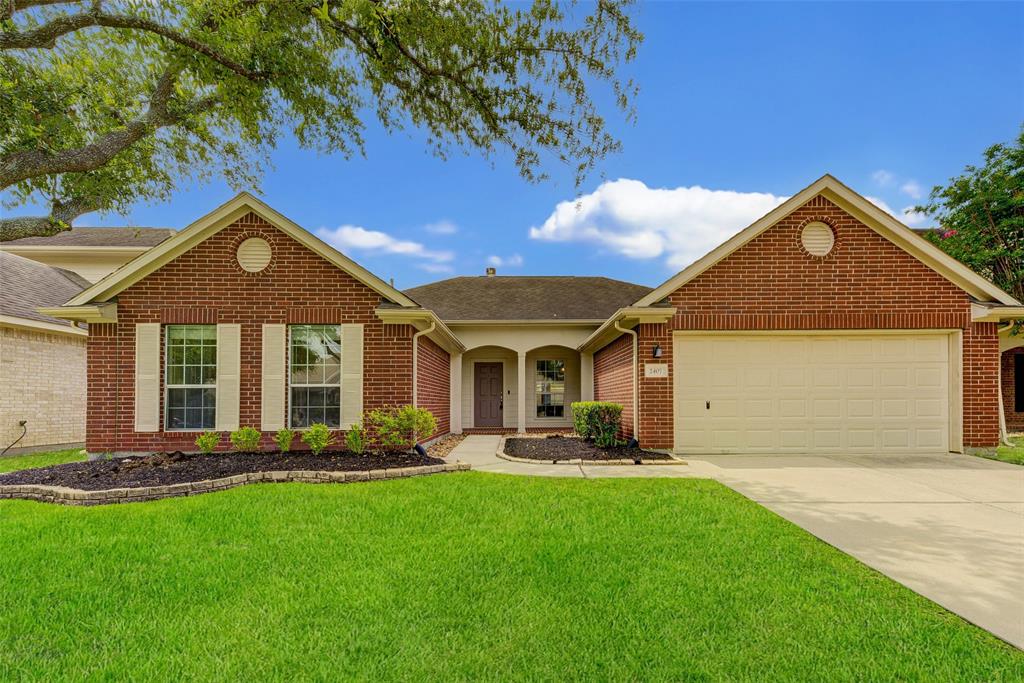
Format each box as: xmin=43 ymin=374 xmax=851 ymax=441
xmin=287 ymin=324 xmax=343 ymax=429
xmin=1015 ymin=354 xmax=1024 ymax=413
xmin=163 ymin=324 xmax=218 ymax=432
xmin=535 ymin=359 xmax=566 ymax=419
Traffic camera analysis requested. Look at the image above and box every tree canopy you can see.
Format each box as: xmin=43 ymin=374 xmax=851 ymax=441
xmin=920 ymin=127 xmax=1024 ymax=301
xmin=0 ymin=0 xmax=641 ymax=240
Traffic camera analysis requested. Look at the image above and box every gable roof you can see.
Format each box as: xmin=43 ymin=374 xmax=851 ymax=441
xmin=0 ymin=252 xmax=90 ymax=327
xmin=64 ymin=192 xmax=418 ymax=308
xmin=633 ymin=174 xmax=1020 ymax=307
xmin=3 ymin=227 xmax=176 ymax=248
xmin=404 ymin=276 xmax=652 ymax=322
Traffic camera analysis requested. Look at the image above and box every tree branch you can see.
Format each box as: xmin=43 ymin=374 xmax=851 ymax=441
xmin=0 ymin=67 xmax=218 ymax=190
xmin=0 ymin=7 xmax=267 ymax=81
xmin=0 ymin=194 xmax=100 ymax=241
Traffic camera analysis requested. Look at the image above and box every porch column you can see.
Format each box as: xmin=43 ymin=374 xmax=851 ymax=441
xmin=450 ymin=352 xmax=462 ymax=434
xmin=517 ymin=350 xmax=527 ymax=433
xmin=581 ymin=351 xmax=594 ymax=401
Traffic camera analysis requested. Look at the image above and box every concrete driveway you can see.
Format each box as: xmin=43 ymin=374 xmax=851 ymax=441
xmin=686 ymin=452 xmax=1024 ymax=649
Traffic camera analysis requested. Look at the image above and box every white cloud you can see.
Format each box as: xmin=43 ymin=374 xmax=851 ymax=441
xmin=872 ymin=169 xmax=895 ymax=186
xmin=317 ymin=224 xmax=454 ymax=264
xmin=424 ymin=220 xmax=458 ymax=235
xmin=529 ymin=179 xmax=788 ymax=269
xmin=486 ymin=253 xmax=524 ymax=268
xmin=417 ymin=263 xmax=455 ymax=274
xmin=900 ymin=180 xmax=924 ymax=200
xmin=865 ymin=196 xmax=932 ymax=228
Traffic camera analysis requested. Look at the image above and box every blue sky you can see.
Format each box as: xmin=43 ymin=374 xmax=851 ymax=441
xmin=13 ymin=1 xmax=1024 ymax=288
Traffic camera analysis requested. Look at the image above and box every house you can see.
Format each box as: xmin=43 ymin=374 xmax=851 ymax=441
xmin=0 ymin=252 xmax=91 ymax=452
xmin=40 ymin=175 xmax=1024 ymax=456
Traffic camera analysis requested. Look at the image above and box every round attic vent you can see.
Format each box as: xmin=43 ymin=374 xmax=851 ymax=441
xmin=801 ymin=221 xmax=835 ymax=256
xmin=237 ymin=237 xmax=272 ymax=272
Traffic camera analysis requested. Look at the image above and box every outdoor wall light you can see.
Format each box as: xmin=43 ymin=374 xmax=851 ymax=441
xmin=652 ymin=344 xmax=662 ymax=358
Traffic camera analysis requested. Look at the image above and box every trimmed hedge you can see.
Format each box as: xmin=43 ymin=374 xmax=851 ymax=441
xmin=571 ymin=401 xmax=623 ymax=447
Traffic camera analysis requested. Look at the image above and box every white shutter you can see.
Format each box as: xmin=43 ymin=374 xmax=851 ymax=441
xmin=215 ymin=324 xmax=241 ymax=431
xmin=261 ymin=324 xmax=286 ymax=431
xmin=341 ymin=324 xmax=364 ymax=429
xmin=134 ymin=323 xmax=161 ymax=432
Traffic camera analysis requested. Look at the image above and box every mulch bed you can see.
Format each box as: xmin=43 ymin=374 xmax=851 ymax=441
xmin=427 ymin=433 xmax=465 ymax=459
xmin=503 ymin=435 xmax=672 ymax=463
xmin=0 ymin=451 xmax=443 ymax=491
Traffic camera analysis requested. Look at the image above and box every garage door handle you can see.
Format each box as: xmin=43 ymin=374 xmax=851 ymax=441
xmin=706 ymin=401 xmax=710 ymax=410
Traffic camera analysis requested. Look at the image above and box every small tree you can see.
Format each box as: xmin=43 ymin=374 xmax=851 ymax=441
xmin=300 ymin=423 xmax=334 ymax=456
xmin=364 ymin=406 xmax=436 ymax=453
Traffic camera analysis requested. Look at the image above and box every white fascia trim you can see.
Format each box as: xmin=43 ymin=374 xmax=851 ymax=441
xmin=0 ymin=314 xmax=88 ymax=336
xmin=972 ymin=303 xmax=1024 ymax=322
xmin=444 ymin=319 xmax=605 ymax=326
xmin=578 ymin=306 xmax=676 ymax=353
xmin=633 ymin=174 xmax=1018 ymax=308
xmin=36 ymin=303 xmax=117 ymax=323
xmin=1 ymin=246 xmax=150 ymax=254
xmin=374 ymin=307 xmax=466 ymax=353
xmin=65 ymin=192 xmax=419 ymax=308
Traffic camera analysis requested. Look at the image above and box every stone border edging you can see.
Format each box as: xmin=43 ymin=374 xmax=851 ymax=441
xmin=0 ymin=462 xmax=471 ymax=506
xmin=496 ymin=436 xmax=685 ymax=466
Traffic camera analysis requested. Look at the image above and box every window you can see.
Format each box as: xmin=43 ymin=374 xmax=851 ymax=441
xmin=1015 ymin=354 xmax=1024 ymax=413
xmin=165 ymin=325 xmax=217 ymax=430
xmin=289 ymin=324 xmax=341 ymax=428
xmin=536 ymin=359 xmax=565 ymax=418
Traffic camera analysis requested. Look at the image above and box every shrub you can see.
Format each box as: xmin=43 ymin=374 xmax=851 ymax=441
xmin=229 ymin=426 xmax=261 ymax=452
xmin=300 ymin=422 xmax=334 ymax=455
xmin=194 ymin=431 xmax=220 ymax=455
xmin=274 ymin=428 xmax=296 ymax=453
xmin=345 ymin=423 xmax=366 ymax=455
xmin=570 ymin=401 xmax=623 ymax=447
xmin=363 ymin=406 xmax=437 ymax=453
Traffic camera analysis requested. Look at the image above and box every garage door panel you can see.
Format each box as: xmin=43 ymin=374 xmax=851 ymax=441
xmin=674 ymin=333 xmax=951 ymax=455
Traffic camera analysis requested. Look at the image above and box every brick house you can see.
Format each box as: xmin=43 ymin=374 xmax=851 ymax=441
xmin=42 ymin=175 xmax=1024 ymax=456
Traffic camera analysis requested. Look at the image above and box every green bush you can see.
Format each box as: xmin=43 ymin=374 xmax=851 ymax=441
xmin=345 ymin=423 xmax=366 ymax=455
xmin=363 ymin=406 xmax=437 ymax=453
xmin=274 ymin=428 xmax=296 ymax=453
xmin=194 ymin=431 xmax=220 ymax=455
xmin=570 ymin=401 xmax=623 ymax=447
xmin=229 ymin=426 xmax=261 ymax=452
xmin=300 ymin=422 xmax=334 ymax=455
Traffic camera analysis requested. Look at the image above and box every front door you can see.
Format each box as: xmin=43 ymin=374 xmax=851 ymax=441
xmin=474 ymin=362 xmax=504 ymax=427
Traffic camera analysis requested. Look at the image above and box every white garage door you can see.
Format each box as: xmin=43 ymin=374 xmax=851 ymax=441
xmin=673 ymin=333 xmax=952 ymax=455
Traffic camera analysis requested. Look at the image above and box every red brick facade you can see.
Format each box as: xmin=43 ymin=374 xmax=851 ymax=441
xmin=596 ymin=194 xmax=999 ymax=450
xmin=593 ymin=334 xmax=634 ymax=437
xmin=86 ymin=212 xmax=450 ymax=453
xmin=416 ymin=336 xmax=450 ymax=440
xmin=1001 ymin=347 xmax=1024 ymax=431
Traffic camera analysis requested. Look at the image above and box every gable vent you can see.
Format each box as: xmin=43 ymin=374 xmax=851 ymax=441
xmin=237 ymin=237 xmax=272 ymax=272
xmin=801 ymin=221 xmax=835 ymax=257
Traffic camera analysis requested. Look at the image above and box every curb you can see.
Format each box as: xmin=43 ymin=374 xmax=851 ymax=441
xmin=0 ymin=462 xmax=471 ymax=506
xmin=496 ymin=436 xmax=686 ymax=467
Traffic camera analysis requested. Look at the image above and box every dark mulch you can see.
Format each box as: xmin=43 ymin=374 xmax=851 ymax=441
xmin=0 ymin=451 xmax=444 ymax=491
xmin=504 ymin=435 xmax=673 ymax=463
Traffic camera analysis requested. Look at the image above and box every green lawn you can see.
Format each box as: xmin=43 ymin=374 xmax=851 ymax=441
xmin=0 ymin=447 xmax=84 ymax=474
xmin=991 ymin=437 xmax=1024 ymax=465
xmin=1 ymin=471 xmax=1021 ymax=680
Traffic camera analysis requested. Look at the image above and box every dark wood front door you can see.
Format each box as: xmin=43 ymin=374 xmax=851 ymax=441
xmin=474 ymin=362 xmax=503 ymax=427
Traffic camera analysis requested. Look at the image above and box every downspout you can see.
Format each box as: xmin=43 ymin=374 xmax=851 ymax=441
xmin=411 ymin=322 xmax=436 ymax=408
xmin=614 ymin=321 xmax=639 ymax=444
xmin=997 ymin=323 xmax=1014 ymax=447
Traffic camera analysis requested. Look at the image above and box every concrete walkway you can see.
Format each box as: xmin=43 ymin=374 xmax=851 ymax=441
xmin=447 ymin=436 xmax=1024 ymax=648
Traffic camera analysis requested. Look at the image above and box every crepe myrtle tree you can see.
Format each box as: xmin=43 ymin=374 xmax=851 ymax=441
xmin=920 ymin=126 xmax=1024 ymax=301
xmin=0 ymin=0 xmax=641 ymax=241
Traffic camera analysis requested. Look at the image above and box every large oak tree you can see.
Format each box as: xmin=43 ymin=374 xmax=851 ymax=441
xmin=0 ymin=0 xmax=641 ymax=240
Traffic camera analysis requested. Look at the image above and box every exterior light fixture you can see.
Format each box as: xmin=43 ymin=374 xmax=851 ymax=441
xmin=652 ymin=344 xmax=662 ymax=358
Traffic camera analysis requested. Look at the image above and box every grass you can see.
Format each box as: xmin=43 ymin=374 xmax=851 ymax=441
xmin=1 ymin=470 xmax=1022 ymax=680
xmin=0 ymin=447 xmax=84 ymax=474
xmin=989 ymin=436 xmax=1024 ymax=465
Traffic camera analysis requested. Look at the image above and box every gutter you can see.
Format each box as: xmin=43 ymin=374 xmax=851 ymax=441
xmin=411 ymin=322 xmax=436 ymax=408
xmin=998 ymin=322 xmax=1015 ymax=447
xmin=614 ymin=320 xmax=639 ymax=444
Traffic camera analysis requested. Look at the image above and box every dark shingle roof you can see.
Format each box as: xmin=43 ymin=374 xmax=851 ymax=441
xmin=404 ymin=276 xmax=652 ymax=321
xmin=4 ymin=227 xmax=176 ymax=247
xmin=0 ymin=252 xmax=90 ymax=327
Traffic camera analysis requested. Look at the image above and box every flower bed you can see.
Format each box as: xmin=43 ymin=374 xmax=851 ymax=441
xmin=502 ymin=435 xmax=677 ymax=465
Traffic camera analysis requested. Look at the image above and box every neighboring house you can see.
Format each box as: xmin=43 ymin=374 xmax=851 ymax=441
xmin=41 ymin=175 xmax=1024 ymax=456
xmin=0 ymin=252 xmax=91 ymax=453
xmin=3 ymin=227 xmax=176 ymax=282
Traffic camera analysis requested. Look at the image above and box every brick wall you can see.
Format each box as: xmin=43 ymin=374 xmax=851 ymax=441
xmin=1 ymin=326 xmax=86 ymax=449
xmin=1000 ymin=347 xmax=1024 ymax=431
xmin=593 ymin=333 xmax=634 ymax=437
xmin=85 ymin=212 xmax=446 ymax=453
xmin=416 ymin=336 xmax=450 ymax=440
xmin=594 ymin=194 xmax=997 ymax=449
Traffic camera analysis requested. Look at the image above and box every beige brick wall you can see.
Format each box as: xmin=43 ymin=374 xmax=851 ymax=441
xmin=0 ymin=326 xmax=86 ymax=449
